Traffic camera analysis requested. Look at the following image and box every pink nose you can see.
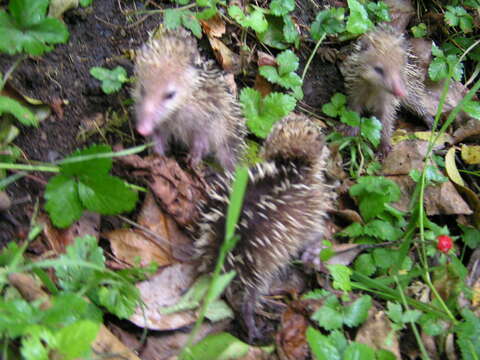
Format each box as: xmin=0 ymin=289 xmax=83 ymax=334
xmin=137 ymin=121 xmax=153 ymax=136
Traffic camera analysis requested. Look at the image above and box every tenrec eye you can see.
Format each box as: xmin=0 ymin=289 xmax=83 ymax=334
xmin=374 ymin=66 xmax=384 ymax=76
xmin=164 ymin=91 xmax=176 ymax=100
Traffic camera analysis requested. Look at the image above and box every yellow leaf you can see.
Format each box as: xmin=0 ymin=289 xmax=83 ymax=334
xmin=461 ymin=145 xmax=480 ymax=165
xmin=445 ymin=147 xmax=464 ymax=186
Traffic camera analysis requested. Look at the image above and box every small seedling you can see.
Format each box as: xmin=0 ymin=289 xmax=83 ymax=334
xmin=90 ymin=66 xmax=129 ymax=94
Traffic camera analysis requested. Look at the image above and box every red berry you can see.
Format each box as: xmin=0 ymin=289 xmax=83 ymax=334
xmin=437 ymin=235 xmax=453 ymax=253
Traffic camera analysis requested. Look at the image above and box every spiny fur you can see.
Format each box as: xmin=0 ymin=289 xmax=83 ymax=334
xmin=133 ymin=29 xmax=246 ymax=170
xmin=195 ymin=113 xmax=333 ymax=299
xmin=342 ymin=24 xmax=432 ymax=152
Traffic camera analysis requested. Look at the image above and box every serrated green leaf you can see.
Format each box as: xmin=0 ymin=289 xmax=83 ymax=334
xmin=96 ymin=281 xmax=139 ymax=318
xmin=56 ymin=235 xmax=105 ymax=292
xmin=257 ymin=14 xmax=289 ymax=49
xmin=240 ymin=88 xmax=296 ymax=138
xmin=346 ymin=0 xmax=373 ymax=35
xmin=306 ymin=327 xmax=341 ymax=360
xmin=0 ymin=299 xmax=42 ymax=338
xmin=337 ymin=222 xmax=364 ymax=238
xmin=164 ymin=8 xmax=182 ymax=29
xmin=376 ymin=349 xmax=397 ymax=360
xmin=182 ymin=10 xmax=203 ymax=38
xmin=311 ymin=303 xmax=344 ymax=330
xmin=402 ymin=309 xmax=421 ymax=323
xmin=249 ymin=7 xmax=268 ymax=33
xmin=0 ymin=0 xmax=69 ymax=56
xmin=411 ymin=23 xmax=427 ymax=38
xmin=277 ymin=49 xmax=299 ymax=74
xmin=44 ymin=174 xmax=83 ymax=228
xmin=340 ymin=110 xmax=361 ymax=127
xmin=56 ymin=320 xmax=100 ymax=360
xmin=364 ymin=219 xmax=401 ymax=241
xmin=354 ymin=253 xmax=376 ymax=276
xmin=310 ymin=8 xmax=345 ymax=40
xmin=60 ymin=144 xmax=112 ymax=176
xmin=372 ymin=248 xmax=395 ymax=269
xmin=90 ymin=66 xmax=128 ymax=94
xmin=460 ymin=224 xmax=480 ymax=249
xmin=184 ymin=332 xmax=250 ymax=360
xmin=327 ymin=264 xmax=352 ymax=292
xmin=42 ymin=294 xmax=102 ymax=327
xmin=386 ymin=302 xmax=402 ymax=323
xmin=283 ymin=15 xmax=299 ymax=45
xmin=0 ymin=96 xmax=38 ymax=126
xmin=78 ymin=174 xmax=138 ymax=214
xmin=343 ymin=342 xmax=375 ymax=360
xmin=343 ymin=295 xmax=371 ymax=327
xmin=428 ymin=57 xmax=448 ymax=81
xmin=456 ymin=309 xmax=480 ymax=360
xmin=360 ymin=116 xmax=381 ymax=147
xmin=269 ymin=0 xmax=295 ymax=16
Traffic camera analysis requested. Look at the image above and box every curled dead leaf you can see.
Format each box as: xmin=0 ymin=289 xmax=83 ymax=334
xmin=276 ymin=306 xmax=309 ymax=360
xmin=207 ymin=36 xmax=241 ymax=74
xmin=257 ymin=51 xmax=277 ymax=67
xmin=200 ymin=14 xmax=226 ymax=38
xmin=461 ymin=144 xmax=480 ymax=165
xmin=129 ymin=263 xmax=199 ymax=330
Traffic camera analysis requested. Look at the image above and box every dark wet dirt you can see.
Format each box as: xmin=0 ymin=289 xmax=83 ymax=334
xmin=0 ymin=0 xmax=344 ymax=243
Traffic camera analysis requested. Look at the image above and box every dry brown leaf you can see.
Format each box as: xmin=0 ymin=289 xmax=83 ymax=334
xmin=355 ymin=307 xmax=401 ymax=358
xmin=129 ymin=262 xmax=199 ymax=330
xmin=254 ymin=74 xmax=272 ymax=97
xmin=0 ymin=191 xmax=11 ymax=211
xmin=207 ymin=36 xmax=241 ymax=74
xmin=383 ymin=140 xmax=430 ymax=175
xmin=200 ymin=14 xmax=226 ymax=37
xmin=117 ymin=154 xmax=205 ymax=226
xmin=257 ymin=51 xmax=277 ymax=67
xmin=387 ymin=174 xmax=472 ymax=216
xmin=275 ymin=306 xmax=309 ymax=360
xmin=105 ymin=229 xmax=172 ymax=267
xmin=40 ymin=212 xmax=100 ymax=254
xmin=424 ymin=80 xmax=469 ymax=123
xmin=453 ymin=117 xmax=480 ymax=143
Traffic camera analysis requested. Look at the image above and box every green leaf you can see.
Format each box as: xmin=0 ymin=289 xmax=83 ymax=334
xmin=283 ymin=15 xmax=299 ymax=45
xmin=228 ymin=5 xmax=268 ymax=33
xmin=343 ymin=295 xmax=372 ymax=327
xmin=402 ymin=309 xmax=422 ymax=323
xmin=90 ymin=66 xmax=128 ymax=94
xmin=270 ymin=0 xmax=295 ymax=16
xmin=164 ymin=8 xmax=182 ymax=30
xmin=0 ymin=0 xmax=69 ymax=56
xmin=182 ymin=10 xmax=203 ymax=38
xmin=257 ymin=15 xmax=289 ymax=49
xmin=340 ymin=110 xmax=361 ymax=127
xmin=0 ymin=299 xmax=42 ymax=337
xmin=55 ymin=235 xmax=105 ymax=292
xmin=44 ymin=174 xmax=83 ymax=228
xmin=42 ymin=293 xmax=102 ymax=326
xmin=96 ymin=280 xmax=139 ymax=318
xmin=463 ymin=100 xmax=480 ymax=120
xmin=363 ymin=219 xmax=401 ymax=241
xmin=337 ymin=222 xmax=364 ymax=238
xmin=372 ymin=248 xmax=395 ymax=269
xmin=225 ymin=167 xmax=249 ymax=242
xmin=60 ymin=144 xmax=112 ymax=177
xmin=205 ymin=300 xmax=234 ymax=322
xmin=360 ymin=116 xmax=381 ymax=147
xmin=56 ymin=321 xmax=100 ymax=360
xmin=459 ymin=224 xmax=480 ymax=249
xmin=346 ymin=0 xmax=373 ymax=35
xmin=366 ymin=1 xmax=390 ymax=22
xmin=429 ymin=57 xmax=448 ymax=81
xmin=376 ymin=349 xmax=397 ymax=360
xmin=322 ymin=93 xmax=346 ymax=117
xmin=354 ymin=253 xmax=376 ymax=276
xmin=343 ymin=342 xmax=375 ymax=360
xmin=456 ymin=309 xmax=480 ymax=360
xmin=312 ymin=304 xmax=344 ymax=330
xmin=386 ymin=302 xmax=402 ymax=324
xmin=183 ymin=332 xmax=250 ymax=360
xmin=0 ymin=96 xmax=38 ymax=126
xmin=240 ymin=88 xmax=296 ymax=138
xmin=277 ymin=49 xmax=299 ymax=74
xmin=310 ymin=8 xmax=345 ymax=40
xmin=20 ymin=326 xmax=51 ymax=360
xmin=306 ymin=327 xmax=341 ymax=360
xmin=327 ymin=264 xmax=352 ymax=292
xmin=411 ymin=23 xmax=427 ymax=38
xmin=78 ymin=174 xmax=138 ymax=214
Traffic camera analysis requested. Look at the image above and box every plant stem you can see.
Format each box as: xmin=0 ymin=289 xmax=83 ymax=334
xmin=0 ymin=163 xmax=59 ymax=172
xmin=395 ymin=276 xmax=431 ymax=360
xmin=0 ymin=55 xmax=27 ymax=91
xmin=301 ymin=33 xmax=326 ymax=82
